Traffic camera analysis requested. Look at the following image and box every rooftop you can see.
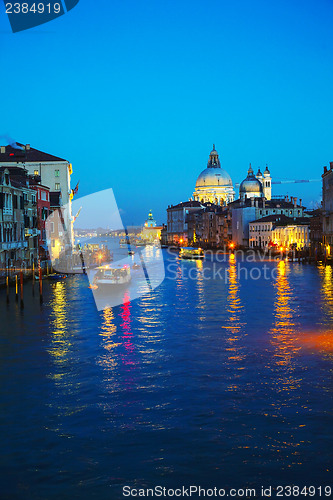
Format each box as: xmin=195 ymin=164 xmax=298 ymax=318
xmin=250 ymin=214 xmax=310 ymax=226
xmin=0 ymin=143 xmax=67 ymax=163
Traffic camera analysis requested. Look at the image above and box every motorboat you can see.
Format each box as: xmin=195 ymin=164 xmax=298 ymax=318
xmin=92 ymin=264 xmax=131 ymax=288
xmin=179 ymin=247 xmax=204 ymax=260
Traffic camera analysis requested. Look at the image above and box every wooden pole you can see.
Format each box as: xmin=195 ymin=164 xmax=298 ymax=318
xmin=20 ymin=271 xmax=24 ymax=309
xmin=6 ymin=276 xmax=9 ymax=304
xmin=39 ymin=266 xmax=43 ymax=304
xmin=32 ymin=262 xmax=35 ymax=296
xmin=15 ymin=274 xmax=18 ymax=302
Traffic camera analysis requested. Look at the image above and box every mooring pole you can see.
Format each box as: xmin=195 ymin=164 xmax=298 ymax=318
xmin=20 ymin=271 xmax=24 ymax=309
xmin=6 ymin=276 xmax=9 ymax=304
xmin=39 ymin=266 xmax=43 ymax=304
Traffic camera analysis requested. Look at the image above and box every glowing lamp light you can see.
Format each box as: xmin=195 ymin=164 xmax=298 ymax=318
xmin=229 ymin=242 xmax=235 ymax=249
xmin=179 ymin=238 xmax=183 ymax=243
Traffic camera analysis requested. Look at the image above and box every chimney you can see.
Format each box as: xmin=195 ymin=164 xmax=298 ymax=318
xmin=324 ymin=166 xmax=328 ymax=173
xmin=330 ymin=161 xmax=333 ymax=170
xmin=26 ymin=144 xmax=30 ymax=151
xmin=299 ymin=198 xmax=302 ymax=207
xmin=0 ymin=146 xmax=5 ymax=154
xmin=293 ymin=197 xmax=297 ymax=208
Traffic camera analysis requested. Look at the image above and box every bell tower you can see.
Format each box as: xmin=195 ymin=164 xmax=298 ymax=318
xmin=263 ymin=165 xmax=272 ymax=200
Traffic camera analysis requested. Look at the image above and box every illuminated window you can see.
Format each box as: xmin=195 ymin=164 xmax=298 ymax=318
xmin=55 ymin=170 xmax=60 ymax=177
xmin=55 ymin=183 xmax=60 ymax=190
xmin=34 ymin=169 xmax=39 ymax=176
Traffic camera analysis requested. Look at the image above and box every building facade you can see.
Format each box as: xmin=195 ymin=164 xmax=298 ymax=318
xmin=322 ymin=162 xmax=333 ymax=259
xmin=0 ymin=143 xmax=73 ymax=251
xmin=230 ymin=196 xmax=306 ymax=247
xmin=0 ymin=167 xmax=40 ymax=268
xmin=167 ymin=200 xmax=204 ymax=244
xmin=249 ymin=214 xmax=310 ymax=250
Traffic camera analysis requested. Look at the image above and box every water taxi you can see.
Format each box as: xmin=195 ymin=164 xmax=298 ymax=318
xmin=179 ymin=247 xmax=204 ymax=260
xmin=92 ymin=264 xmax=131 ymax=288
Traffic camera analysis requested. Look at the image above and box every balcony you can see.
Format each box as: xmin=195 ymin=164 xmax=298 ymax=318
xmin=0 ymin=241 xmax=28 ymax=251
xmin=25 ymin=228 xmax=40 ymax=237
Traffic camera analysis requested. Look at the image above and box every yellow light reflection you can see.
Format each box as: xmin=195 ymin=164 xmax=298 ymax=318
xmin=98 ymin=307 xmax=120 ymax=370
xmin=222 ymin=254 xmax=246 ymax=383
xmin=270 ymin=260 xmax=301 ymax=389
xmin=48 ymin=281 xmax=70 ymax=368
xmin=318 ymin=264 xmax=333 ymax=326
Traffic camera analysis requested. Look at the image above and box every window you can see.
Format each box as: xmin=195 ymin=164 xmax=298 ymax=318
xmin=55 ymin=169 xmax=60 ymax=177
xmin=41 ymin=192 xmax=47 ymax=201
xmin=55 ymin=183 xmax=60 ymax=190
xmin=34 ymin=169 xmax=39 ymax=176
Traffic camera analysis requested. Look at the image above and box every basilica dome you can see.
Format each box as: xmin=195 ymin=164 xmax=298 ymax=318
xmin=195 ymin=168 xmax=233 ymax=188
xmin=192 ymin=146 xmax=235 ymax=206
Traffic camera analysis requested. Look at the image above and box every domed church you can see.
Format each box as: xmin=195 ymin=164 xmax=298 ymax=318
xmin=192 ymin=146 xmax=235 ymax=205
xmin=239 ymin=164 xmax=272 ymax=201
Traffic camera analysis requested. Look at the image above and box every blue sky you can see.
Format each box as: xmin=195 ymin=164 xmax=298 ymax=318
xmin=1 ymin=0 xmax=332 ymax=225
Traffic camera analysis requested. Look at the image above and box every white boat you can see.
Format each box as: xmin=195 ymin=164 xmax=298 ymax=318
xmin=179 ymin=247 xmax=204 ymax=259
xmin=92 ymin=264 xmax=131 ymax=288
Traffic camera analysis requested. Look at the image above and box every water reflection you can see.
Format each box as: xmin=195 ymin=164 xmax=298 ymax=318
xmin=120 ymin=292 xmax=135 ymax=365
xmin=48 ymin=281 xmax=70 ymax=372
xmin=270 ymin=260 xmax=301 ymax=389
xmin=196 ymin=259 xmax=206 ymax=317
xmin=318 ymin=264 xmax=333 ymax=326
xmin=300 ymin=265 xmax=333 ymax=359
xmin=222 ymin=255 xmax=246 ymax=389
xmin=99 ymin=307 xmax=120 ymax=370
xmin=47 ymin=280 xmax=85 ymax=424
xmin=223 ymin=254 xmax=244 ymax=336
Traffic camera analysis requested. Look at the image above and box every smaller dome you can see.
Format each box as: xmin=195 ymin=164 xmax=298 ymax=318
xmin=264 ymin=165 xmax=270 ymax=175
xmin=240 ymin=177 xmax=263 ymax=193
xmin=240 ymin=164 xmax=263 ymax=194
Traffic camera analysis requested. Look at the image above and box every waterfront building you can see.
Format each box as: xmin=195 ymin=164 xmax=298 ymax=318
xmin=31 ymin=182 xmax=50 ymax=261
xmin=188 ymin=203 xmax=231 ymax=248
xmin=0 ymin=166 xmax=40 ymax=268
xmin=230 ymin=196 xmax=305 ymax=247
xmin=160 ymin=224 xmax=168 ymax=246
xmin=307 ymin=208 xmax=323 ymax=260
xmin=47 ymin=192 xmax=65 ymax=261
xmin=167 ymin=200 xmax=204 ymax=245
xmin=322 ymin=162 xmax=333 ymax=258
xmin=145 ymin=210 xmax=156 ymax=228
xmin=141 ymin=210 xmax=163 ymax=243
xmin=249 ymin=214 xmax=310 ymax=249
xmin=0 ymin=143 xmax=73 ymax=250
xmin=192 ymin=146 xmax=235 ymax=205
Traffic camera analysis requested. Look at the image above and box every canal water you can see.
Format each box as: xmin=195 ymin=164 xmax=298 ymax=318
xmin=0 ymin=250 xmax=332 ymax=499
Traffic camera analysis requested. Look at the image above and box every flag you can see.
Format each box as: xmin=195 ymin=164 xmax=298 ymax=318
xmin=71 ymin=181 xmax=80 ymax=199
